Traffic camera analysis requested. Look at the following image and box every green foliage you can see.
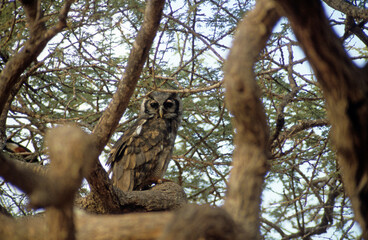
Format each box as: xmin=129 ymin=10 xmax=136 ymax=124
xmin=1 ymin=0 xmax=368 ymax=238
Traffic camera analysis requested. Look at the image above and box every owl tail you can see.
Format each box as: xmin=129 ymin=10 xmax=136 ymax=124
xmin=112 ymin=167 xmax=134 ymax=191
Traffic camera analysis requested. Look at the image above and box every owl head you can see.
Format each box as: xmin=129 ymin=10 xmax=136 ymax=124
xmin=140 ymin=91 xmax=182 ymax=120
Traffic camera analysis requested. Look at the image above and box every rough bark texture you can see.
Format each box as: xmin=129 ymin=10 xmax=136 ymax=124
xmin=76 ymin=182 xmax=187 ymax=214
xmin=75 ymin=211 xmax=173 ymax=240
xmin=223 ymin=0 xmax=280 ymax=238
xmin=92 ymin=0 xmax=166 ymax=152
xmin=276 ymin=0 xmax=368 ymax=237
xmin=0 ymin=126 xmax=187 ymax=240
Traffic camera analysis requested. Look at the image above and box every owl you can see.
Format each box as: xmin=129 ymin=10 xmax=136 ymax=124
xmin=107 ymin=91 xmax=182 ymax=191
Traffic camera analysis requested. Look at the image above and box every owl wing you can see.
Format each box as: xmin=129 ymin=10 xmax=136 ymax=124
xmin=107 ymin=117 xmax=172 ymax=191
xmin=107 ymin=118 xmax=146 ymax=191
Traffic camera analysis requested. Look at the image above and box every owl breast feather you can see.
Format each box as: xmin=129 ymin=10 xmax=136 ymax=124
xmin=109 ymin=116 xmax=179 ymax=191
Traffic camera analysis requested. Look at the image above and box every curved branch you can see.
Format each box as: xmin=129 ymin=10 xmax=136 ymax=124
xmin=223 ymin=0 xmax=280 ymax=238
xmin=0 ymin=125 xmax=97 ymax=207
xmin=0 ymin=0 xmax=74 ymax=145
xmin=159 ymin=205 xmax=245 ymax=240
xmin=0 ymin=125 xmax=98 ymax=240
xmin=323 ymin=0 xmax=368 ymax=20
xmin=284 ymin=183 xmax=342 ymax=239
xmin=269 ymin=85 xmax=305 ymax=145
xmin=271 ymin=119 xmax=330 ymax=151
xmin=85 ymin=0 xmax=166 ymax=213
xmin=76 ymin=182 xmax=187 ymax=214
xmin=92 ymin=0 xmax=166 ymax=151
xmin=343 ymin=16 xmax=368 ymax=47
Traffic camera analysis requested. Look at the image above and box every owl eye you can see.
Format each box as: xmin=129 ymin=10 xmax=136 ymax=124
xmin=150 ymin=102 xmax=159 ymax=109
xmin=164 ymin=100 xmax=174 ymax=108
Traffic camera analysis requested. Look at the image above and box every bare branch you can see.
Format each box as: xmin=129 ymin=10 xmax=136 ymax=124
xmin=0 ymin=211 xmax=174 ymax=240
xmin=0 ymin=0 xmax=74 ymax=145
xmin=0 ymin=0 xmax=74 ymax=113
xmin=92 ymin=0 xmax=166 ymax=151
xmin=283 ymin=183 xmax=342 ymax=239
xmin=0 ymin=125 xmax=98 ymax=240
xmin=223 ymin=0 xmax=280 ymax=238
xmin=160 ymin=205 xmax=245 ymax=240
xmin=31 ymin=125 xmax=97 ymax=208
xmin=323 ymin=0 xmax=368 ymax=20
xmin=343 ymin=16 xmax=368 ymax=47
xmin=85 ymin=0 xmax=166 ymax=213
xmin=269 ymin=85 xmax=305 ymax=145
xmin=76 ymin=182 xmax=187 ymax=214
xmin=0 ymin=153 xmax=45 ymax=196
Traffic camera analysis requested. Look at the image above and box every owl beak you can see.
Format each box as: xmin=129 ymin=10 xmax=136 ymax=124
xmin=159 ymin=106 xmax=164 ymax=118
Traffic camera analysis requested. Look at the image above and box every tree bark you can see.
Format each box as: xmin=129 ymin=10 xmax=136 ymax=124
xmin=223 ymin=0 xmax=280 ymax=238
xmin=276 ymin=0 xmax=368 ymax=237
xmin=76 ymin=182 xmax=187 ymax=214
xmin=0 ymin=205 xmax=245 ymax=240
xmin=159 ymin=205 xmax=245 ymax=240
xmin=0 ymin=211 xmax=173 ymax=240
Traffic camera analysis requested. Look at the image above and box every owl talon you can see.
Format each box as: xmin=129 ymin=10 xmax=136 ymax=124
xmin=156 ymin=178 xmax=172 ymax=185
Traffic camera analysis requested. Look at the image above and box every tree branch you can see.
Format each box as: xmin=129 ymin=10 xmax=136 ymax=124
xmin=223 ymin=0 xmax=280 ymax=238
xmin=269 ymin=85 xmax=304 ymax=145
xmin=0 ymin=125 xmax=98 ymax=240
xmin=276 ymin=0 xmax=368 ymax=236
xmin=283 ymin=183 xmax=341 ymax=239
xmin=0 ymin=0 xmax=74 ymax=113
xmin=323 ymin=0 xmax=368 ymax=20
xmin=76 ymin=182 xmax=187 ymax=214
xmin=0 ymin=211 xmax=173 ymax=240
xmin=92 ymin=0 xmax=166 ymax=151
xmin=159 ymin=205 xmax=245 ymax=240
xmin=0 ymin=153 xmax=46 ymax=196
xmin=343 ymin=16 xmax=368 ymax=47
xmin=84 ymin=0 xmax=166 ymax=213
xmin=271 ymin=119 xmax=330 ymax=151
xmin=0 ymin=0 xmax=74 ymax=145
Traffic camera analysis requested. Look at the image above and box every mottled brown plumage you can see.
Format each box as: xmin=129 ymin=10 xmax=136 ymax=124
xmin=107 ymin=91 xmax=182 ymax=191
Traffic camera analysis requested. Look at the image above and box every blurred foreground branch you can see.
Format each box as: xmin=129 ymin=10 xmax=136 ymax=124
xmin=0 ymin=125 xmax=98 ymax=240
xmin=223 ymin=0 xmax=279 ymax=238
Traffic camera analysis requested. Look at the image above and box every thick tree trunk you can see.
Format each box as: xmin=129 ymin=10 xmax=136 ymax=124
xmin=276 ymin=0 xmax=368 ymax=237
